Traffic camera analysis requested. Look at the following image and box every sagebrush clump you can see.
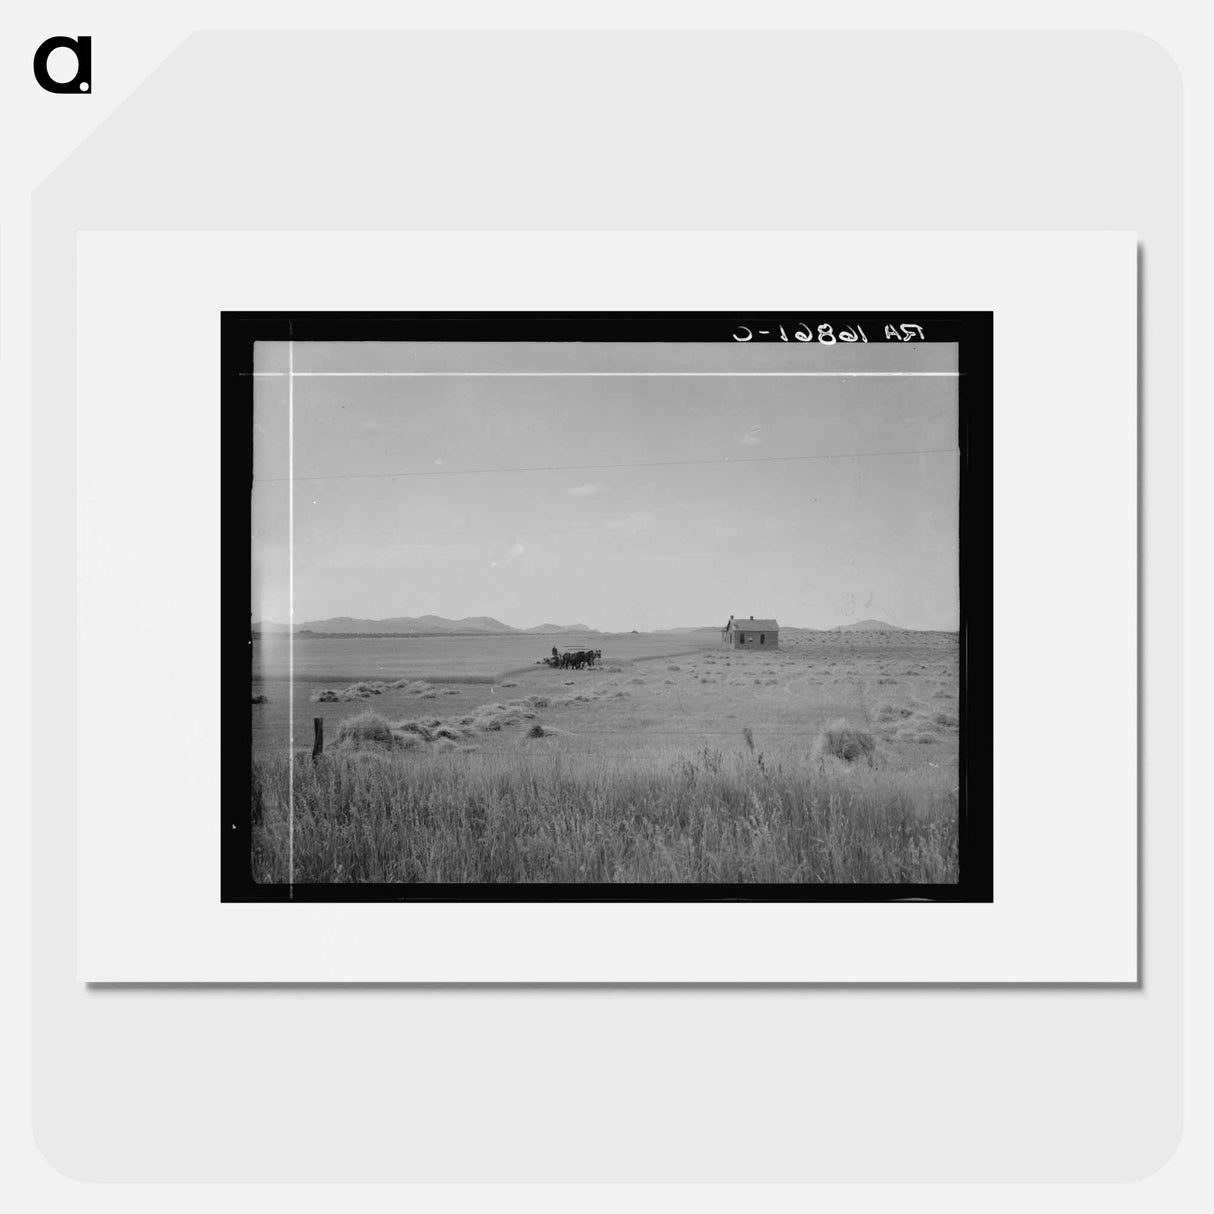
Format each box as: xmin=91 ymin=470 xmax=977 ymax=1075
xmin=332 ymin=711 xmax=398 ymax=751
xmin=815 ymin=719 xmax=877 ymax=764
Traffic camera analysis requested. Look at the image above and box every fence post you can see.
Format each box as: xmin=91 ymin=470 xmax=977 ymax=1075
xmin=312 ymin=717 xmax=324 ymax=761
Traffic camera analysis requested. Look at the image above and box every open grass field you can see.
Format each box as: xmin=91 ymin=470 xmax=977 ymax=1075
xmin=250 ymin=629 xmax=960 ymax=884
xmin=250 ymin=630 xmax=722 ymax=758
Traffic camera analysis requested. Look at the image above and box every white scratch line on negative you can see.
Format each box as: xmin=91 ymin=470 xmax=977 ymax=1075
xmin=287 ymin=338 xmax=295 ymax=898
xmin=243 ymin=370 xmax=959 ymax=378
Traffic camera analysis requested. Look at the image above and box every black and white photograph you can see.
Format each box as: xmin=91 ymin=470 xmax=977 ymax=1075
xmin=229 ymin=312 xmax=990 ymax=900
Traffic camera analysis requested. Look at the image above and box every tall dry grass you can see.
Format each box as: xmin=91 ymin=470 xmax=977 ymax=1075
xmin=250 ymin=745 xmax=958 ymax=885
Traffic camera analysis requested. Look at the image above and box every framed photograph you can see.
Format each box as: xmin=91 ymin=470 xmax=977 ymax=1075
xmin=74 ymin=229 xmax=1135 ymax=981
xmin=227 ymin=311 xmax=992 ymax=903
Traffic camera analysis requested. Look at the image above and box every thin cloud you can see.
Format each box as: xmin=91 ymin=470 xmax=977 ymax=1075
xmin=568 ymin=482 xmax=605 ymax=497
xmin=490 ymin=539 xmax=526 ymax=569
xmin=741 ymin=426 xmax=764 ymax=447
xmin=606 ymin=512 xmax=653 ymax=535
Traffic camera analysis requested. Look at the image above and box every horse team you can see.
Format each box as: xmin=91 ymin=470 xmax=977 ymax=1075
xmin=543 ymin=647 xmax=603 ymax=670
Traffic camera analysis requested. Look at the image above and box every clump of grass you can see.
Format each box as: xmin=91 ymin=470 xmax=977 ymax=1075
xmin=501 ymin=681 xmax=518 ymax=688
xmin=934 ymin=712 xmax=958 ymax=727
xmin=667 ymin=665 xmax=681 ymax=672
xmin=311 ymin=679 xmax=409 ymax=703
xmin=251 ymin=693 xmax=268 ymax=704
xmin=333 ymin=711 xmax=398 ymax=751
xmin=394 ymin=719 xmax=434 ymax=742
xmin=525 ymin=695 xmax=551 ymax=708
xmin=433 ymin=737 xmax=461 ymax=754
xmin=525 ymin=723 xmax=547 ymax=739
xmin=815 ymin=719 xmax=877 ymax=764
xmin=419 ymin=690 xmax=438 ymax=700
xmin=469 ymin=702 xmax=538 ymax=731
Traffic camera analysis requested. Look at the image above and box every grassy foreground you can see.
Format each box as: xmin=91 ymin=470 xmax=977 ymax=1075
xmin=251 ymin=744 xmax=958 ymax=884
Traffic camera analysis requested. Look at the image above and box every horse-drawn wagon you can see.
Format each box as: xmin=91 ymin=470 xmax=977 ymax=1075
xmin=539 ymin=647 xmax=602 ymax=670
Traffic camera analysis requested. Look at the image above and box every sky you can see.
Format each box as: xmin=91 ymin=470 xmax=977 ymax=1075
xmin=251 ymin=341 xmax=959 ymax=632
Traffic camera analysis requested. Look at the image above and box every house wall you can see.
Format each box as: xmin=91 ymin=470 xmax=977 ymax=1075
xmin=727 ymin=630 xmax=779 ymax=649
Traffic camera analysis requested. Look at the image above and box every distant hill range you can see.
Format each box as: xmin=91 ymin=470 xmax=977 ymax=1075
xmin=831 ymin=618 xmax=908 ymax=632
xmin=252 ymin=614 xmax=594 ymax=636
xmin=251 ymin=613 xmax=937 ymax=637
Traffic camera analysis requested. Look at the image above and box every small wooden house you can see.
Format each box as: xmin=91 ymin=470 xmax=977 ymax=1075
xmin=722 ymin=615 xmax=779 ymax=650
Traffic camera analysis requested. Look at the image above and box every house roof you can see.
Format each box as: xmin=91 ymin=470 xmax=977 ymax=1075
xmin=729 ymin=618 xmax=779 ymax=632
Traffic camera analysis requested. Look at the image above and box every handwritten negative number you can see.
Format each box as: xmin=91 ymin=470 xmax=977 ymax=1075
xmin=732 ymin=322 xmax=922 ymax=343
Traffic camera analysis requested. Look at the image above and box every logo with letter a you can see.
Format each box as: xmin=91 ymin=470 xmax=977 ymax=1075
xmin=33 ymin=35 xmax=92 ymax=93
